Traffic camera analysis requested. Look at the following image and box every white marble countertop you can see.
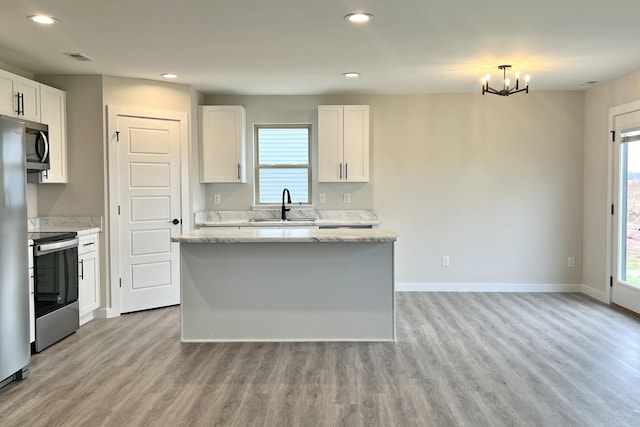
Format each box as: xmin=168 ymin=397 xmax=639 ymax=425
xmin=30 ymin=226 xmax=101 ymax=236
xmin=195 ymin=218 xmax=381 ymax=228
xmin=172 ymin=227 xmax=398 ymax=243
xmin=194 ymin=209 xmax=381 ymax=228
xmin=28 ymin=216 xmax=102 ymax=236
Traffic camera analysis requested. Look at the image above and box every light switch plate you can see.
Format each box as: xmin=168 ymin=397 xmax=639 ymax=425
xmin=343 ymin=193 xmax=351 ymax=203
xmin=213 ymin=194 xmax=221 ymax=204
xmin=319 ymin=193 xmax=326 ymax=203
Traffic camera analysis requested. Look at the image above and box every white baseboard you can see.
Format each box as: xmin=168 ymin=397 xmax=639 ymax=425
xmin=396 ymin=282 xmax=583 ymax=293
xmin=580 ymin=285 xmax=609 ymax=303
xmin=79 ymin=311 xmax=95 ymax=326
xmin=96 ymin=308 xmax=120 ymax=319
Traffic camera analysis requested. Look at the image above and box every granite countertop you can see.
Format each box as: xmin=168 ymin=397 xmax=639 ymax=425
xmin=195 ymin=219 xmax=381 ymax=227
xmin=28 ymin=216 xmax=102 ymax=236
xmin=194 ymin=209 xmax=382 ymax=228
xmin=30 ymin=226 xmax=101 ymax=236
xmin=172 ymin=227 xmax=398 ymax=243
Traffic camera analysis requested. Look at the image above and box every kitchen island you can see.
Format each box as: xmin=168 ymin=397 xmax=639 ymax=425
xmin=173 ymin=228 xmax=397 ymax=342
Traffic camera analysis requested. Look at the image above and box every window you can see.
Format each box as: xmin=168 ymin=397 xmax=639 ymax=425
xmin=255 ymin=125 xmax=311 ymax=204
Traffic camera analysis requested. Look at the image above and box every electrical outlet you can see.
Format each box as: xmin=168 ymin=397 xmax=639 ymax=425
xmin=319 ymin=193 xmax=326 ymax=203
xmin=343 ymin=193 xmax=351 ymax=203
xmin=568 ymin=256 xmax=575 ymax=268
xmin=442 ymin=256 xmax=450 ymax=267
xmin=213 ymin=194 xmax=221 ymax=204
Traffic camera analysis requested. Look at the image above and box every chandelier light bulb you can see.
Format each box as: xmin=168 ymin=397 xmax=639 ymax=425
xmin=515 ymin=71 xmax=521 ymax=79
xmin=525 ymin=75 xmax=531 ymax=83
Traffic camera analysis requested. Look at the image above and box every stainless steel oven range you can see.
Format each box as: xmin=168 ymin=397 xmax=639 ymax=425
xmin=28 ymin=231 xmax=79 ymax=353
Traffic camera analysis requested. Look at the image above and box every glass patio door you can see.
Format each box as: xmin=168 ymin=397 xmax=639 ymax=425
xmin=613 ymin=110 xmax=640 ymax=314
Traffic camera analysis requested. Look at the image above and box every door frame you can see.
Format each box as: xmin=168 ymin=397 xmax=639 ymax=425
xmin=105 ymin=106 xmax=190 ymax=317
xmin=607 ymin=100 xmax=640 ymax=304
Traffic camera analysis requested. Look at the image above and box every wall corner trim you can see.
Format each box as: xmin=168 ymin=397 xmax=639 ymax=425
xmin=579 ymin=284 xmax=609 ymax=303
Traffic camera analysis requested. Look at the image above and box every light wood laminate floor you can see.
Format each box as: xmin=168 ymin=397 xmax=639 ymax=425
xmin=1 ymin=293 xmax=639 ymax=426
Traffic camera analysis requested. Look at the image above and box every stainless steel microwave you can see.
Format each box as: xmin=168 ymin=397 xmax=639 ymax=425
xmin=24 ymin=120 xmax=49 ymax=172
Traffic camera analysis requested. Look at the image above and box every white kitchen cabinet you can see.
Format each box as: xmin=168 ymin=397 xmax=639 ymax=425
xmin=28 ymin=241 xmax=34 ymax=343
xmin=199 ymin=105 xmax=246 ymax=183
xmin=78 ymin=233 xmax=100 ymax=325
xmin=0 ymin=69 xmax=40 ymax=122
xmin=318 ymin=105 xmax=369 ymax=182
xmin=38 ymin=84 xmax=68 ymax=183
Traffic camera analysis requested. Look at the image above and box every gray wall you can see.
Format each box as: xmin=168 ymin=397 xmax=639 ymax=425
xmin=206 ymin=91 xmax=585 ymax=286
xmin=35 ymin=75 xmax=105 ymax=217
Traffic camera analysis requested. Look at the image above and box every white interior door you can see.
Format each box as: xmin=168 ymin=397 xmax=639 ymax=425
xmin=612 ymin=109 xmax=640 ymax=315
xmin=116 ymin=115 xmax=181 ymax=313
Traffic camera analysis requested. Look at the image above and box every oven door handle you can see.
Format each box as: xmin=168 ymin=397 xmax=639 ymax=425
xmin=35 ymin=238 xmax=79 ymax=256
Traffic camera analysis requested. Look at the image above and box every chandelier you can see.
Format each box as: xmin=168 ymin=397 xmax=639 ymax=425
xmin=482 ymin=65 xmax=530 ymax=96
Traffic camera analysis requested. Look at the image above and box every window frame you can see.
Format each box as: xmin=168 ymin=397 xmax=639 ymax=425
xmin=254 ymin=124 xmax=312 ymax=205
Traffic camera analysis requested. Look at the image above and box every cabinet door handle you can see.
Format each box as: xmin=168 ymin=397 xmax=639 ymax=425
xmin=339 ymin=163 xmax=343 ymax=180
xmin=15 ymin=93 xmax=21 ymax=115
xmin=237 ymin=163 xmax=241 ymax=180
xmin=79 ymin=259 xmax=84 ymax=280
xmin=20 ymin=93 xmax=25 ymax=116
xmin=345 ymin=163 xmax=348 ymax=181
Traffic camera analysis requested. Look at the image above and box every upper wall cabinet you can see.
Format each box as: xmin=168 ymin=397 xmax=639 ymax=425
xmin=318 ymin=105 xmax=370 ymax=183
xmin=39 ymin=84 xmax=67 ymax=183
xmin=199 ymin=105 xmax=246 ymax=183
xmin=0 ymin=69 xmax=41 ymax=122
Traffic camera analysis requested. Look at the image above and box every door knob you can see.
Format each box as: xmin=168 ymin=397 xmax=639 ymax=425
xmin=172 ymin=219 xmax=180 ymax=225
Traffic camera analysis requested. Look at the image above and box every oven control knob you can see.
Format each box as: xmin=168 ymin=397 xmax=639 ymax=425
xmin=172 ymin=218 xmax=180 ymax=225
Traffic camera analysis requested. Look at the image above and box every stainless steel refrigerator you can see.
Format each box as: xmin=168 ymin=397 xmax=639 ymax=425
xmin=0 ymin=115 xmax=30 ymax=389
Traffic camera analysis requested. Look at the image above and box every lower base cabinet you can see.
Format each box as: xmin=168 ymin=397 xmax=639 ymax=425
xmin=78 ymin=233 xmax=100 ymax=325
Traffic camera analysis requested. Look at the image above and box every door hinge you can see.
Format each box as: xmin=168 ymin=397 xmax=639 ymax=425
xmin=119 ymin=278 xmax=122 ymax=288
xmin=611 ymin=130 xmax=615 ymax=142
xmin=115 ymin=131 xmax=120 ymax=142
xmin=610 ymin=276 xmax=613 ymax=287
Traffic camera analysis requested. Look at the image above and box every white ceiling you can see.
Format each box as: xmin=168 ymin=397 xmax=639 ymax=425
xmin=1 ymin=0 xmax=639 ymax=95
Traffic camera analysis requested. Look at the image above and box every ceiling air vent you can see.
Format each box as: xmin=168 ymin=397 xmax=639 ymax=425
xmin=64 ymin=52 xmax=94 ymax=62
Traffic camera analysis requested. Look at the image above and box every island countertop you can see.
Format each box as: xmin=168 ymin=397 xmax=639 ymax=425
xmin=172 ymin=227 xmax=398 ymax=243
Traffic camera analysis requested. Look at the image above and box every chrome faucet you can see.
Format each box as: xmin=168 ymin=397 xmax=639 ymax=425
xmin=281 ymin=188 xmax=291 ymax=220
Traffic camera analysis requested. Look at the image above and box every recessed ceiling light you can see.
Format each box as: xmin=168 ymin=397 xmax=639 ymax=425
xmin=162 ymin=73 xmax=178 ymax=79
xmin=343 ymin=72 xmax=361 ymax=78
xmin=345 ymin=13 xmax=373 ymax=23
xmin=28 ymin=15 xmax=56 ymax=25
